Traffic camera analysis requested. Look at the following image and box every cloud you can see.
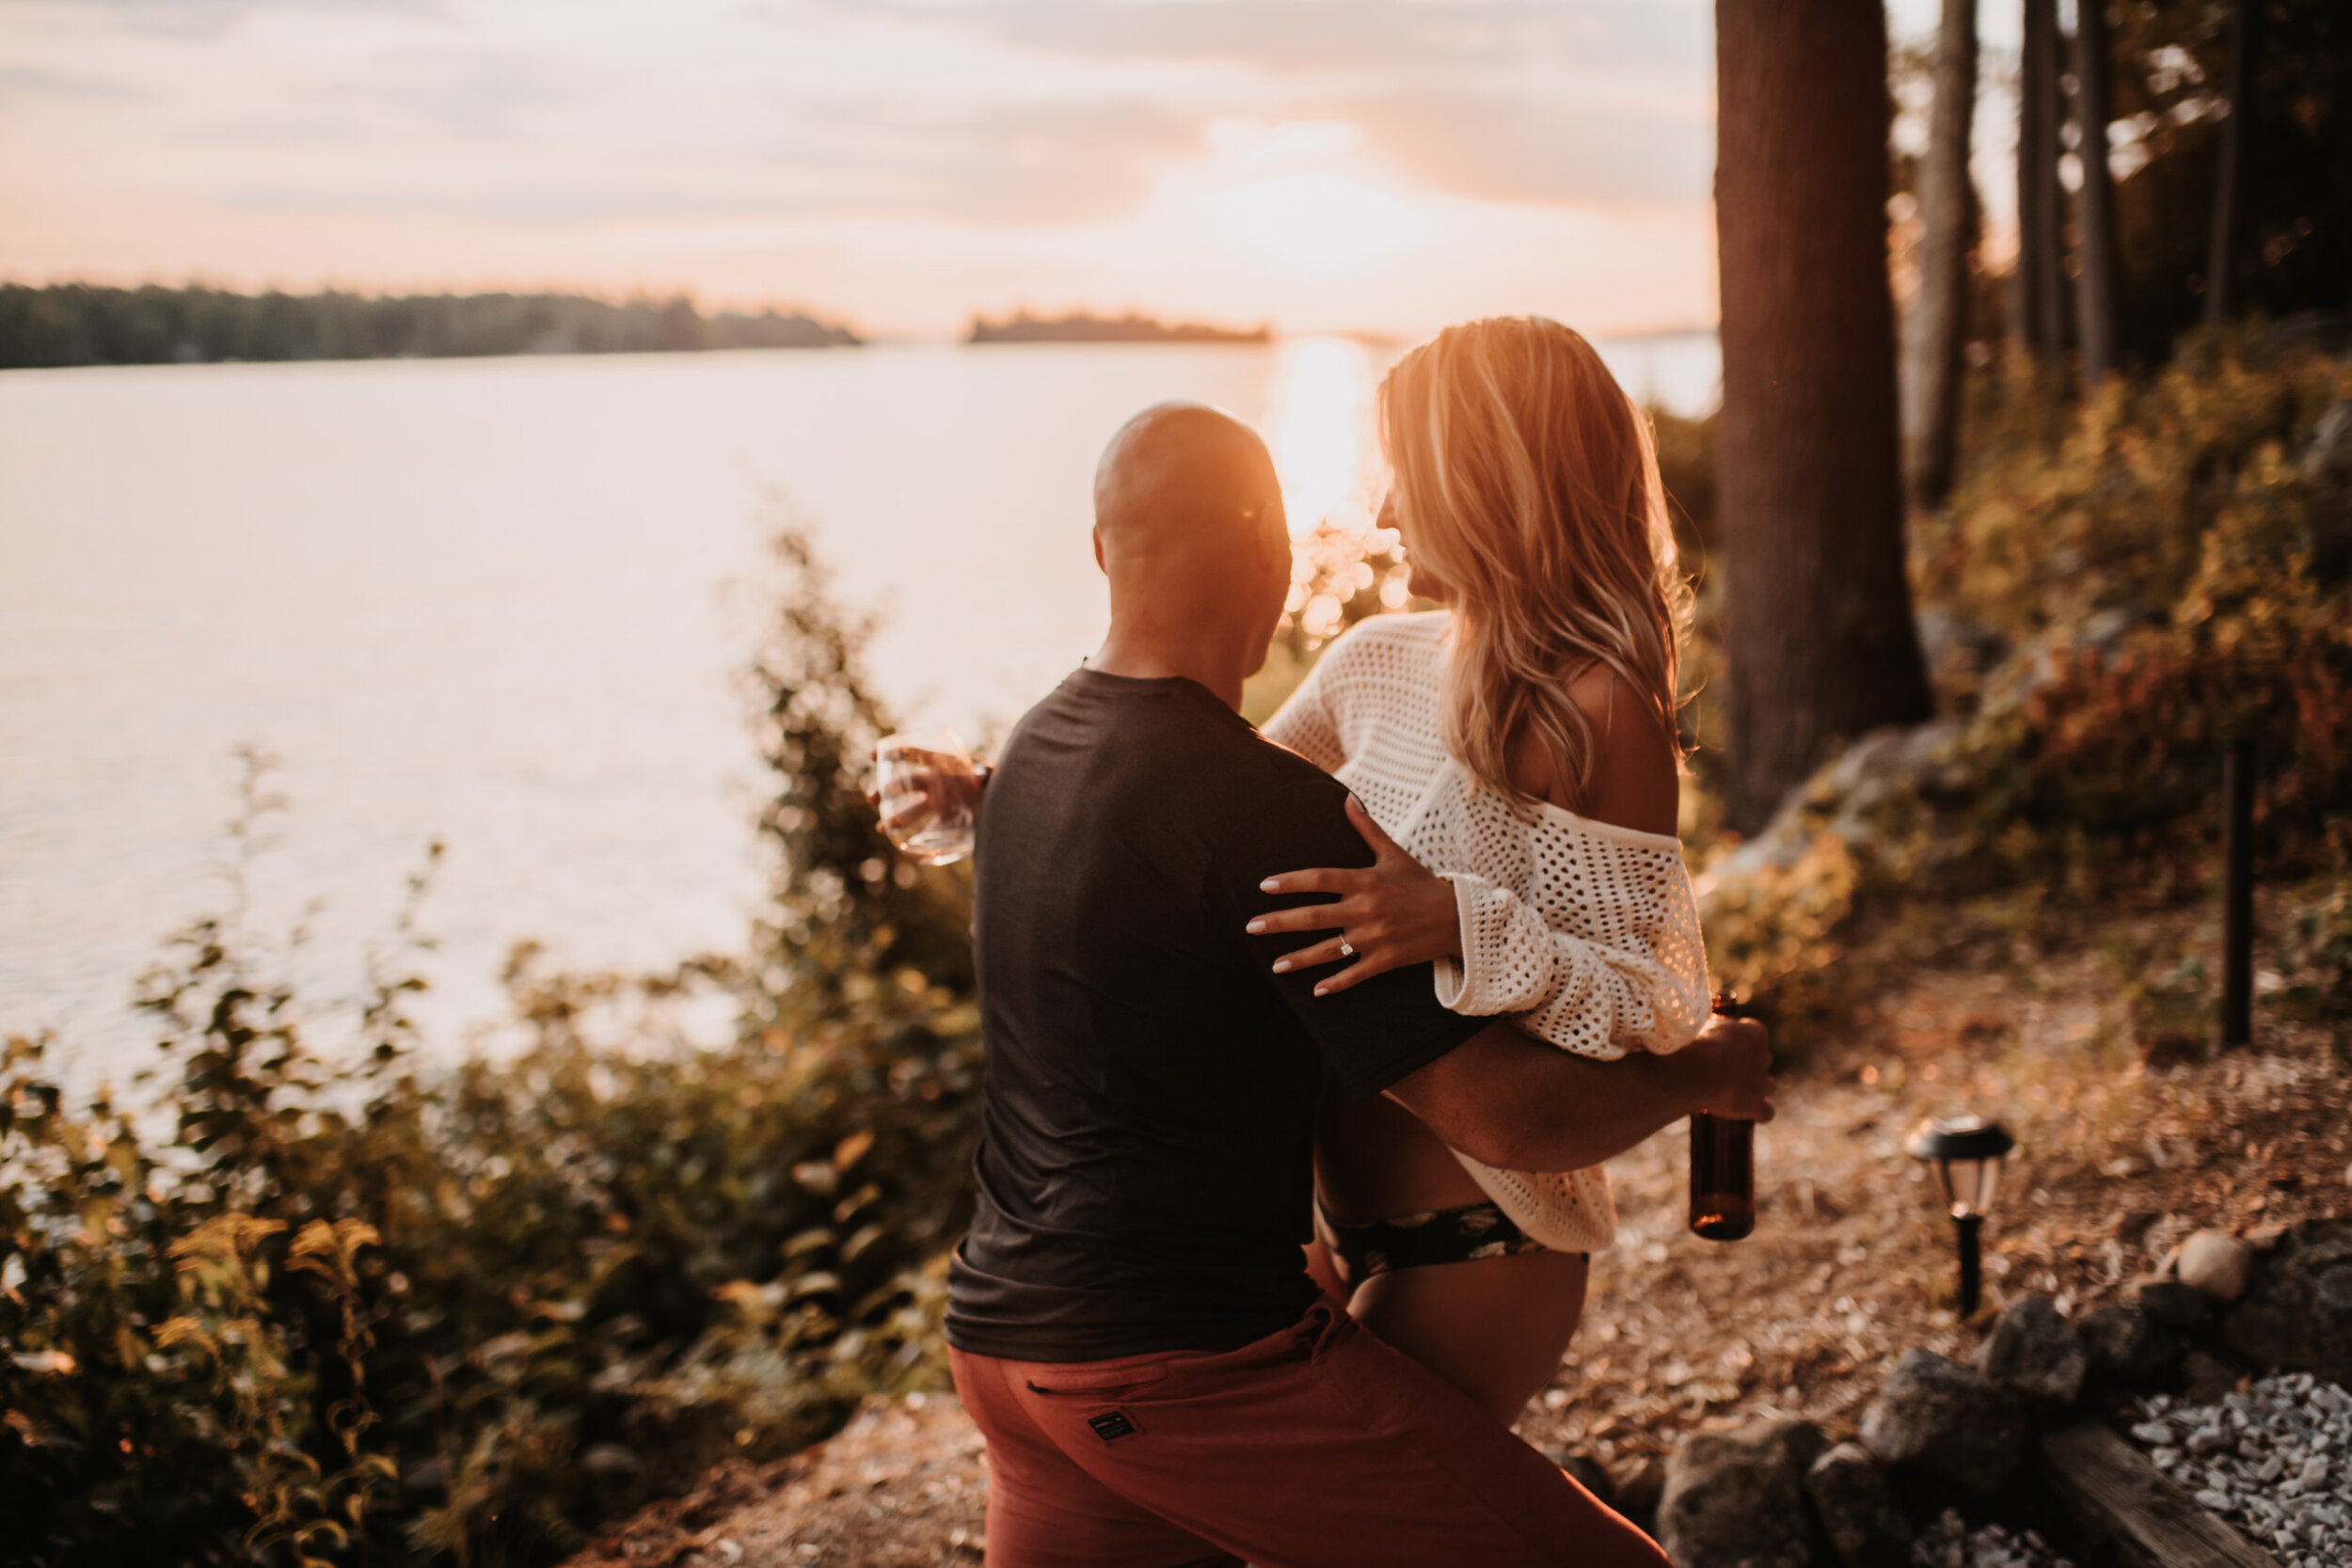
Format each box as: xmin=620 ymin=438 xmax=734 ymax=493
xmin=174 ymin=48 xmax=609 ymax=150
xmin=788 ymin=98 xmax=1201 ymax=224
xmin=215 ymin=98 xmax=1200 ymax=227
xmin=0 ymin=0 xmax=444 ymax=40
xmin=0 ymin=64 xmax=151 ymax=103
xmin=757 ymin=0 xmax=1715 ymax=208
xmin=351 ymin=48 xmax=594 ymax=141
xmin=767 ymin=0 xmax=1707 ymax=78
xmin=1350 ymin=87 xmax=1710 ymax=207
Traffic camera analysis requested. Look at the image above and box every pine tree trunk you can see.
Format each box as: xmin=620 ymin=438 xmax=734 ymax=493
xmin=2206 ymin=0 xmax=2262 ymax=325
xmin=2073 ymin=0 xmax=2124 ymax=387
xmin=1902 ymin=0 xmax=1979 ymax=507
xmin=2011 ymin=0 xmax=2067 ymax=359
xmin=1714 ymin=0 xmax=1934 ymax=834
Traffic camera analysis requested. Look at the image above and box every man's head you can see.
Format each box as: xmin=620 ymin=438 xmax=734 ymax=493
xmin=1091 ymin=402 xmax=1291 ymax=682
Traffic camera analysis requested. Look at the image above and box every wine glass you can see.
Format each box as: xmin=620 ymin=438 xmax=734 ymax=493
xmin=873 ymin=726 xmax=980 ymax=865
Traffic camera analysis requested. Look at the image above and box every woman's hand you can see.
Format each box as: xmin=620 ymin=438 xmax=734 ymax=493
xmin=1246 ymin=797 xmax=1462 ymax=996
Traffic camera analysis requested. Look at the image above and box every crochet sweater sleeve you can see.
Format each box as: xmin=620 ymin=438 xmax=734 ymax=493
xmin=1263 ymin=615 xmax=1709 ymax=1062
xmin=1429 ymin=856 xmax=1711 ymax=1059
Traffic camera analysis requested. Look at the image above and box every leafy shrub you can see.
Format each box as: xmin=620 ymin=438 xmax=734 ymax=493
xmin=0 ymin=526 xmax=981 ymax=1566
xmin=1946 ymin=333 xmax=2352 ymax=859
xmin=1695 ymin=332 xmax=2352 ymax=1014
xmin=2280 ymin=871 xmax=2352 ymax=1029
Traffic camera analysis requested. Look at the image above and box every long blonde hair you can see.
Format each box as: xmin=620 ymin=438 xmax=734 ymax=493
xmin=1378 ymin=316 xmax=1693 ymax=809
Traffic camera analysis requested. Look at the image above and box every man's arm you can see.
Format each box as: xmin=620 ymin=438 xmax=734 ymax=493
xmin=1386 ymin=1014 xmax=1774 ymax=1173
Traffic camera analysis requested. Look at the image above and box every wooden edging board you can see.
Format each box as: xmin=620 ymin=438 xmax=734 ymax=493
xmin=2041 ymin=1422 xmax=2283 ymax=1568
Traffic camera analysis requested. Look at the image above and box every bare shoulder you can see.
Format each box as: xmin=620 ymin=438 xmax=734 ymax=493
xmin=1507 ymin=665 xmax=1679 ymax=836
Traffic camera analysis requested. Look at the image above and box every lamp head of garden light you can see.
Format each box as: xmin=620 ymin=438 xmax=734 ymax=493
xmin=1906 ymin=1116 xmax=2015 ymax=1316
xmin=1906 ymin=1115 xmax=2015 ymax=1220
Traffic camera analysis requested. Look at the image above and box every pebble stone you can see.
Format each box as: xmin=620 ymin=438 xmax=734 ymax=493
xmin=2122 ymin=1371 xmax=2352 ymax=1568
xmin=1908 ymin=1509 xmax=2074 ymax=1568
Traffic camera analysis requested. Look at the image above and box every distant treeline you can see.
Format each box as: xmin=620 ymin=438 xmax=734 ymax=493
xmin=0 ymin=284 xmax=861 ymax=370
xmin=970 ymin=310 xmax=1270 ymax=345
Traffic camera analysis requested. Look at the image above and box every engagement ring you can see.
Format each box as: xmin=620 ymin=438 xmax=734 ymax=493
xmin=1339 ymin=940 xmax=1356 ymax=958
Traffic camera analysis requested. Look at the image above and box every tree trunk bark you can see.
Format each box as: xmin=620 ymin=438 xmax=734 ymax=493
xmin=1902 ymin=0 xmax=1979 ymax=506
xmin=2011 ymin=0 xmax=2066 ymax=359
xmin=2206 ymin=0 xmax=2261 ymax=325
xmin=2073 ymin=0 xmax=2123 ymax=387
xmin=1714 ymin=0 xmax=1935 ymax=834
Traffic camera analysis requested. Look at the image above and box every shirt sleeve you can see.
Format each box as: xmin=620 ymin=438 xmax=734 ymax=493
xmin=1429 ymin=867 xmax=1712 ymax=1061
xmin=1259 ymin=645 xmax=1347 ymax=774
xmin=1209 ymin=762 xmax=1486 ymax=1100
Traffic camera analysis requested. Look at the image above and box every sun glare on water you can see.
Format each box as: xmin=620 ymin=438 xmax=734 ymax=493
xmin=1267 ymin=337 xmax=1382 ymax=540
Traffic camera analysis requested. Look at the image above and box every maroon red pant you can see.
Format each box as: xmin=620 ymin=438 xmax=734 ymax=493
xmin=950 ymin=1302 xmax=1667 ymax=1568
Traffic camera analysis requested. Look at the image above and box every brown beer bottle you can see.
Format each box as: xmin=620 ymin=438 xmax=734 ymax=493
xmin=1689 ymin=993 xmax=1756 ymax=1242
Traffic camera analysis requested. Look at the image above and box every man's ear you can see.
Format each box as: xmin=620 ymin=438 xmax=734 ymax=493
xmin=1092 ymin=527 xmax=1106 ymax=576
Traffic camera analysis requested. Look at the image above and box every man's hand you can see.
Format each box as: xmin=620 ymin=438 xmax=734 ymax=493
xmin=1245 ymin=797 xmax=1461 ymax=995
xmin=866 ymin=746 xmax=989 ymax=837
xmin=1679 ymin=1013 xmax=1776 ymax=1123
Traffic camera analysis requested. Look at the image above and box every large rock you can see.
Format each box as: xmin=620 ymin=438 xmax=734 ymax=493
xmin=1858 ymin=1349 xmax=2031 ymax=1496
xmin=2223 ymin=1219 xmax=2352 ymax=1386
xmin=2075 ymin=1303 xmax=2177 ymax=1389
xmin=1973 ymin=1294 xmax=2086 ymax=1406
xmin=1803 ymin=1442 xmax=1912 ymax=1568
xmin=2178 ymin=1348 xmax=2244 ymax=1404
xmin=2176 ymin=1228 xmax=2254 ymax=1303
xmin=2133 ymin=1279 xmax=2210 ymax=1330
xmin=1656 ymin=1420 xmax=1825 ymax=1568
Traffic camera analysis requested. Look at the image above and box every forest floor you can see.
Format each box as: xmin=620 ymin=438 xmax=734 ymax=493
xmin=564 ymin=885 xmax=2352 ymax=1568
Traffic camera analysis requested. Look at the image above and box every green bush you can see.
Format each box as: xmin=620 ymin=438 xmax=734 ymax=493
xmin=1945 ymin=332 xmax=2352 ymax=858
xmin=1 ymin=527 xmax=981 ymax=1566
xmin=1696 ymin=331 xmax=2352 ymax=1016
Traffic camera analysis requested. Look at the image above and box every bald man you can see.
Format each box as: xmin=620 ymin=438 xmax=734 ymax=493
xmin=943 ymin=404 xmax=1768 ymax=1568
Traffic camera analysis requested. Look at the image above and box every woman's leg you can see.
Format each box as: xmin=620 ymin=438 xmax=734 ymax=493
xmin=1346 ymin=1249 xmax=1588 ymax=1428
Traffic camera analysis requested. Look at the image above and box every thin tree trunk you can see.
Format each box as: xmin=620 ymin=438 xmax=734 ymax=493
xmin=2011 ymin=0 xmax=2066 ymax=359
xmin=2074 ymin=0 xmax=2123 ymax=387
xmin=1903 ymin=0 xmax=1979 ymax=506
xmin=1714 ymin=0 xmax=1934 ymax=834
xmin=2206 ymin=0 xmax=2261 ymax=325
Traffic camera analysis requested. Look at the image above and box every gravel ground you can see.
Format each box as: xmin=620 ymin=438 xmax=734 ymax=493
xmin=2127 ymin=1372 xmax=2352 ymax=1566
xmin=1909 ymin=1510 xmax=2077 ymax=1568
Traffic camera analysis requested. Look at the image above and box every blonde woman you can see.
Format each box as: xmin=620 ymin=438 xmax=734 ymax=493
xmin=1245 ymin=315 xmax=1713 ymax=1427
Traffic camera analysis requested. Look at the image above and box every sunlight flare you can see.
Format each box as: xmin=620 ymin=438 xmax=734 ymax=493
xmin=1266 ymin=336 xmax=1382 ymax=540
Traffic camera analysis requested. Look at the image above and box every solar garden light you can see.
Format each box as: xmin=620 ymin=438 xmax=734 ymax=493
xmin=1906 ymin=1115 xmax=2015 ymax=1317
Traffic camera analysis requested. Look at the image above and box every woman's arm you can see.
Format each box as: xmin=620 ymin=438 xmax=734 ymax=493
xmin=1259 ymin=646 xmax=1347 ymax=773
xmin=1247 ymin=666 xmax=1701 ymax=1037
xmin=1425 ymin=666 xmax=1706 ymax=1050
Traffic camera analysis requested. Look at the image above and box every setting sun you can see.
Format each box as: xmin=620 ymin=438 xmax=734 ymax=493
xmin=1212 ymin=170 xmax=1436 ymax=280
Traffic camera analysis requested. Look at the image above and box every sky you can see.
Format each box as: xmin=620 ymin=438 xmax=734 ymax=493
xmin=0 ymin=0 xmax=2010 ymax=341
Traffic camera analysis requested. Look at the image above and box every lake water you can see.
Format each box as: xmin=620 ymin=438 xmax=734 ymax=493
xmin=0 ymin=331 xmax=1718 ymax=1087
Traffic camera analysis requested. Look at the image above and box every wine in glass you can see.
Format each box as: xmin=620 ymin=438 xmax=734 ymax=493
xmin=873 ymin=726 xmax=981 ymax=865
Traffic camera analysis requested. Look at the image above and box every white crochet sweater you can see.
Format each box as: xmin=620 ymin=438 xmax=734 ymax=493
xmin=1263 ymin=611 xmax=1711 ymax=1252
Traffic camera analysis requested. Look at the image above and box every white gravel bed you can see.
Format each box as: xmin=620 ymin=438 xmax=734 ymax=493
xmin=2125 ymin=1370 xmax=2352 ymax=1566
xmin=1909 ymin=1509 xmax=2075 ymax=1568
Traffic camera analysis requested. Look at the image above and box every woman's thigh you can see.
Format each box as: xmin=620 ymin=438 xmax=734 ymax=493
xmin=1348 ymin=1249 xmax=1589 ymax=1428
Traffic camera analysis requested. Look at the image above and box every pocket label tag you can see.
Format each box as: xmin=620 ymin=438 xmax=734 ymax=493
xmin=1086 ymin=1409 xmax=1139 ymax=1443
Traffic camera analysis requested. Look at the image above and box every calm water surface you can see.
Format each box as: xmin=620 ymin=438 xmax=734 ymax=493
xmin=0 ymin=334 xmax=1717 ymax=1085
